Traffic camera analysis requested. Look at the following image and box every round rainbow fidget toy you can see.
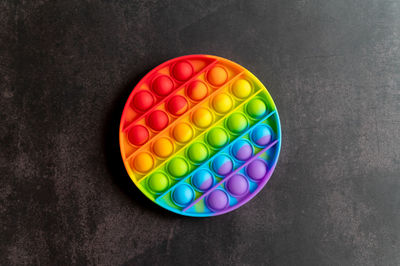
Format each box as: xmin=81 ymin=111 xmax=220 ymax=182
xmin=119 ymin=55 xmax=281 ymax=217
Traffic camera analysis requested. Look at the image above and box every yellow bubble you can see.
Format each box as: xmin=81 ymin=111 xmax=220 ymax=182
xmin=133 ymin=152 xmax=154 ymax=173
xmin=173 ymin=123 xmax=193 ymax=143
xmin=153 ymin=137 xmax=173 ymax=158
xmin=212 ymin=93 xmax=232 ymax=114
xmin=192 ymin=107 xmax=213 ymax=128
xmin=232 ymin=79 xmax=252 ymax=99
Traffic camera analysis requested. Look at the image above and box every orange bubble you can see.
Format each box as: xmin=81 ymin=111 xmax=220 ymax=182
xmin=173 ymin=123 xmax=193 ymax=143
xmin=207 ymin=66 xmax=228 ymax=86
xmin=187 ymin=81 xmax=208 ymax=101
xmin=153 ymin=137 xmax=173 ymax=158
xmin=133 ymin=152 xmax=154 ymax=173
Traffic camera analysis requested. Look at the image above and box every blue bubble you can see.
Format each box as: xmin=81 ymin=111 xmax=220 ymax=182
xmin=231 ymin=140 xmax=253 ymax=161
xmin=212 ymin=155 xmax=233 ymax=176
xmin=172 ymin=184 xmax=194 ymax=206
xmin=192 ymin=169 xmax=214 ymax=191
xmin=251 ymin=125 xmax=273 ymax=146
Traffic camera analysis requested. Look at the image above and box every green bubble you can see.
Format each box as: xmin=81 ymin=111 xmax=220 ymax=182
xmin=168 ymin=157 xmax=189 ymax=178
xmin=207 ymin=128 xmax=228 ymax=148
xmin=227 ymin=113 xmax=248 ymax=133
xmin=247 ymin=98 xmax=267 ymax=118
xmin=188 ymin=142 xmax=208 ymax=163
xmin=148 ymin=173 xmax=169 ymax=193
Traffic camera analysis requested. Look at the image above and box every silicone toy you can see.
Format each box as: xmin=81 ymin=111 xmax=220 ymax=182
xmin=119 ymin=55 xmax=281 ymax=217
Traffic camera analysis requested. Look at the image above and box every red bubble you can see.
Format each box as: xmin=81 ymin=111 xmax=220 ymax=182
xmin=128 ymin=125 xmax=149 ymax=146
xmin=152 ymin=75 xmax=174 ymax=96
xmin=132 ymin=90 xmax=154 ymax=112
xmin=147 ymin=110 xmax=169 ymax=131
xmin=168 ymin=95 xmax=188 ymax=116
xmin=172 ymin=61 xmax=193 ymax=81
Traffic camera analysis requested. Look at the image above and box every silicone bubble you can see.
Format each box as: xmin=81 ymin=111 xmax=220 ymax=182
xmin=207 ymin=189 xmax=229 ymax=211
xmin=232 ymin=79 xmax=251 ymax=99
xmin=187 ymin=81 xmax=208 ymax=101
xmin=231 ymin=140 xmax=253 ymax=161
xmin=192 ymin=107 xmax=213 ymax=128
xmin=152 ymin=75 xmax=174 ymax=96
xmin=247 ymin=98 xmax=267 ymax=118
xmin=147 ymin=110 xmax=169 ymax=131
xmin=207 ymin=127 xmax=228 ymax=148
xmin=207 ymin=66 xmax=228 ymax=86
xmin=173 ymin=123 xmax=193 ymax=143
xmin=168 ymin=95 xmax=188 ymax=116
xmin=148 ymin=172 xmax=169 ymax=193
xmin=133 ymin=152 xmax=154 ymax=173
xmin=246 ymin=159 xmax=267 ymax=181
xmin=173 ymin=61 xmax=193 ymax=81
xmin=227 ymin=113 xmax=248 ymax=134
xmin=212 ymin=154 xmax=233 ymax=176
xmin=187 ymin=142 xmax=209 ymax=163
xmin=132 ymin=90 xmax=154 ymax=112
xmin=251 ymin=124 xmax=273 ymax=146
xmin=226 ymin=174 xmax=249 ymax=196
xmin=212 ymin=93 xmax=232 ymax=114
xmin=168 ymin=157 xmax=189 ymax=178
xmin=119 ymin=55 xmax=281 ymax=217
xmin=172 ymin=184 xmax=194 ymax=206
xmin=191 ymin=169 xmax=214 ymax=191
xmin=128 ymin=125 xmax=149 ymax=146
xmin=153 ymin=137 xmax=174 ymax=158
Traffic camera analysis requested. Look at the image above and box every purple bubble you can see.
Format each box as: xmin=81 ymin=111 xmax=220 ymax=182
xmin=246 ymin=159 xmax=267 ymax=180
xmin=207 ymin=189 xmax=229 ymax=211
xmin=226 ymin=174 xmax=249 ymax=196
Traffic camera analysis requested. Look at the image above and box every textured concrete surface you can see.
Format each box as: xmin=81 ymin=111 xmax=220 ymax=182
xmin=1 ymin=0 xmax=399 ymax=265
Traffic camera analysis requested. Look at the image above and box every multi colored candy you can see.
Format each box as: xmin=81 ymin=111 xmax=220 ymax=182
xmin=119 ymin=55 xmax=281 ymax=216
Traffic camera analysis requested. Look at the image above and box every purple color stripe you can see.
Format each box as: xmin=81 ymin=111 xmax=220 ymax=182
xmin=183 ymin=139 xmax=278 ymax=212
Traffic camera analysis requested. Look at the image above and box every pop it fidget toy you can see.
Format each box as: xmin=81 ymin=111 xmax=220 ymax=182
xmin=119 ymin=55 xmax=281 ymax=217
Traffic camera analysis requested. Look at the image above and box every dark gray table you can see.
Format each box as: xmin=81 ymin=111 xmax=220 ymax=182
xmin=1 ymin=1 xmax=399 ymax=265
